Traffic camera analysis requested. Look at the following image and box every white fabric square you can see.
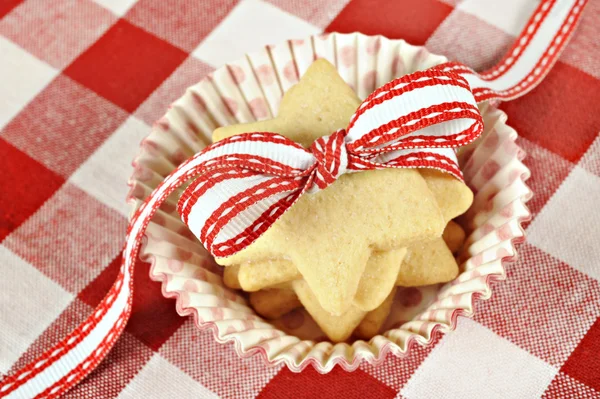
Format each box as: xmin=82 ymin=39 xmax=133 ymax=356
xmin=117 ymin=354 xmax=219 ymax=399
xmin=192 ymin=0 xmax=319 ymax=67
xmin=401 ymin=318 xmax=557 ymax=399
xmin=457 ymin=0 xmax=538 ymax=36
xmin=0 ymin=246 xmax=73 ymax=374
xmin=0 ymin=37 xmax=57 ymax=131
xmin=91 ymin=0 xmax=137 ymax=16
xmin=527 ymin=166 xmax=600 ymax=281
xmin=69 ymin=116 xmax=151 ymax=217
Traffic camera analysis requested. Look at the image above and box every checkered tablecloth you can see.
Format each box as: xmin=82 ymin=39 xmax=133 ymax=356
xmin=1 ymin=0 xmax=599 ymax=398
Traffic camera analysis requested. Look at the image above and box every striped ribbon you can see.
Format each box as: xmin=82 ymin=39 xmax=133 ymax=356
xmin=0 ymin=0 xmax=586 ymax=397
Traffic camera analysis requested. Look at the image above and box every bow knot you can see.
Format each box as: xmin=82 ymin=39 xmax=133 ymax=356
xmin=309 ymin=129 xmax=349 ymax=192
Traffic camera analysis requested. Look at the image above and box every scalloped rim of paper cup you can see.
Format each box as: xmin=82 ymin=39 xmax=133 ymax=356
xmin=127 ymin=32 xmax=532 ymax=373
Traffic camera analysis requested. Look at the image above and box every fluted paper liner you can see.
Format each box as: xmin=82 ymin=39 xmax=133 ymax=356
xmin=128 ymin=33 xmax=532 ymax=373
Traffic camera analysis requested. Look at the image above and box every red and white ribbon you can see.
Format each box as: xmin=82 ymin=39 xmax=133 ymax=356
xmin=445 ymin=0 xmax=586 ymax=102
xmin=0 ymin=0 xmax=586 ymax=397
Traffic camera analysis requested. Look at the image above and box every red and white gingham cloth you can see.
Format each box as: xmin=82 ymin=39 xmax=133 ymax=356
xmin=0 ymin=0 xmax=599 ymax=398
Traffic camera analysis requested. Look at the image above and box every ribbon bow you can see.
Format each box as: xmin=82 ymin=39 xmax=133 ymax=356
xmin=178 ymin=69 xmax=483 ymax=257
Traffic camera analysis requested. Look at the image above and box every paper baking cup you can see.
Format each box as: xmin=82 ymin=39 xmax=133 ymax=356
xmin=128 ymin=33 xmax=532 ymax=372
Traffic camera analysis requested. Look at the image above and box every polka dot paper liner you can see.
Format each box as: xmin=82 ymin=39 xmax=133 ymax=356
xmin=128 ymin=33 xmax=532 ymax=373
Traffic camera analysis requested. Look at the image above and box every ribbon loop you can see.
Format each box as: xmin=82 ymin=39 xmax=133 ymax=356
xmin=345 ymin=70 xmax=479 ymax=152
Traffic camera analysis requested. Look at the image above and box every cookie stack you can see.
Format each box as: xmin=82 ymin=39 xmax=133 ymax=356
xmin=214 ymin=60 xmax=472 ymax=342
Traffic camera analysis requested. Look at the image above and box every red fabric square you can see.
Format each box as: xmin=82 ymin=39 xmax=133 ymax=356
xmin=501 ymin=62 xmax=600 ymax=163
xmin=125 ymin=0 xmax=238 ymax=52
xmin=2 ymin=183 xmax=127 ymax=294
xmin=0 ymin=139 xmax=64 ymax=241
xmin=325 ymin=0 xmax=452 ymax=45
xmin=542 ymin=371 xmax=600 ymax=399
xmin=474 ymin=243 xmax=600 ymax=367
xmin=259 ymin=367 xmax=397 ymax=399
xmin=0 ymin=0 xmax=23 ymax=19
xmin=561 ymin=318 xmax=600 ymax=391
xmin=78 ymin=252 xmax=122 ymax=308
xmin=0 ymin=0 xmax=116 ymax=69
xmin=125 ymin=258 xmax=186 ymax=351
xmin=1 ymin=74 xmax=128 ymax=178
xmin=64 ymin=19 xmax=188 ymax=113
